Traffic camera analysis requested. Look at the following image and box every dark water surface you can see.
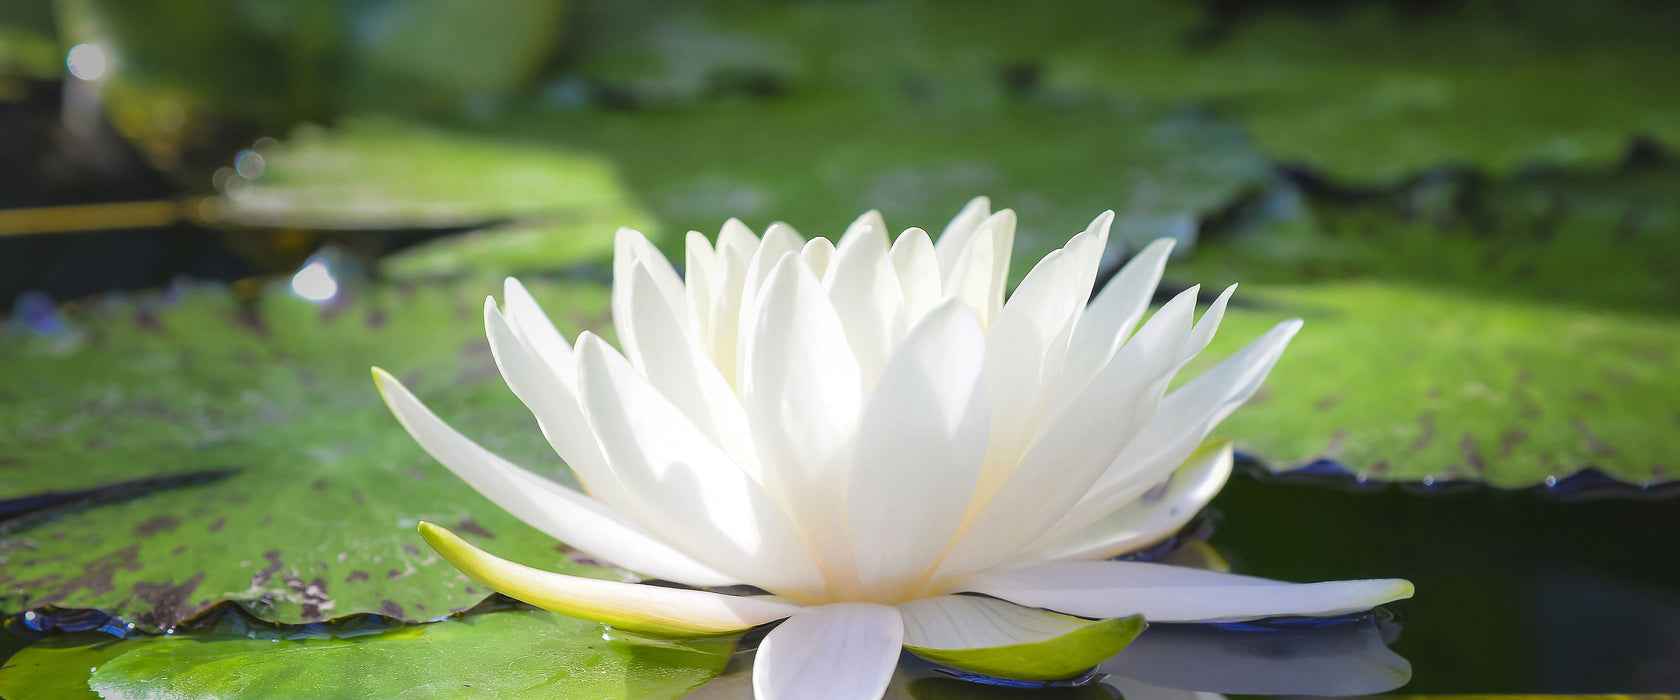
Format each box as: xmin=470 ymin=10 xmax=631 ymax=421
xmin=1209 ymin=466 xmax=1680 ymax=693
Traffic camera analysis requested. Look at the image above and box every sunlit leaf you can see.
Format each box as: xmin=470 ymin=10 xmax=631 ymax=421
xmin=0 ymin=279 xmax=617 ymax=628
xmin=1194 ymin=282 xmax=1680 ymax=486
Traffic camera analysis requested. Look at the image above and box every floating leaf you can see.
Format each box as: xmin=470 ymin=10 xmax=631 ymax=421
xmin=1194 ymin=282 xmax=1680 ymax=486
xmin=213 ymin=119 xmax=641 ymax=231
xmin=0 ymin=279 xmax=618 ymax=628
xmin=0 ymin=610 xmax=730 ymax=700
xmin=526 ymin=96 xmax=1269 ymax=278
xmin=1179 ymin=163 xmax=1680 ymax=314
xmin=0 ymin=634 xmax=141 ymax=700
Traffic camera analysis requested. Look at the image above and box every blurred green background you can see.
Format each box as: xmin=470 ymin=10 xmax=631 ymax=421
xmin=2 ymin=0 xmax=1679 ymax=695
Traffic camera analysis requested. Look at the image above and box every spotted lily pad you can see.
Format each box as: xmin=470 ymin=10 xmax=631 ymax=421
xmin=1195 ymin=282 xmax=1680 ymax=486
xmin=0 ymin=609 xmax=732 ymax=700
xmin=0 ymin=278 xmax=617 ymax=628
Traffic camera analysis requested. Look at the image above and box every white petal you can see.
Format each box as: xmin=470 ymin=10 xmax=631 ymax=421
xmin=613 ymin=228 xmax=687 ymax=370
xmin=624 ymin=262 xmax=760 ymax=478
xmin=840 ymin=209 xmax=888 ymax=250
xmin=848 ymin=301 xmax=989 ymax=599
xmin=825 ymin=220 xmax=906 ymax=388
xmin=943 ymin=210 xmax=1015 ymax=329
xmin=932 ymin=287 xmax=1202 ymax=581
xmin=1070 ymin=211 xmax=1115 ymax=300
xmin=741 ymin=254 xmax=864 ymax=598
xmin=737 ymin=223 xmax=804 ymax=380
xmin=419 ymin=523 xmax=796 ymax=636
xmin=1067 ymin=319 xmax=1302 ymax=537
xmin=707 ymin=245 xmax=749 ymax=385
xmin=687 ymin=231 xmax=718 ymax=340
xmin=897 ymin=595 xmax=1088 ymax=650
xmin=482 ymin=299 xmax=629 ymax=510
xmin=934 ymin=195 xmax=991 ymax=273
xmin=502 ymin=278 xmax=575 ymax=386
xmin=1054 ymin=238 xmax=1175 ymax=414
xmin=976 ymin=249 xmax=1081 ymax=496
xmin=575 ymin=333 xmax=828 ymax=600
xmin=1027 ymin=441 xmax=1233 ymax=563
xmin=889 ymin=227 xmax=942 ymax=323
xmin=800 ymin=236 xmax=836 ymax=280
xmin=373 ymin=369 xmax=735 ymax=586
xmin=753 ymin=603 xmax=903 ymax=700
xmin=947 ymin=560 xmax=1415 ymax=622
xmin=717 ymin=217 xmax=759 ymax=260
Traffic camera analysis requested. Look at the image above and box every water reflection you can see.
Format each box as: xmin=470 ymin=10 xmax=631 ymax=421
xmin=681 ymin=613 xmax=1410 ymax=699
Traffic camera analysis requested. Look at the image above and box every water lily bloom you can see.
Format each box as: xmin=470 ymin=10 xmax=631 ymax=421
xmin=374 ymin=197 xmax=1412 ymax=700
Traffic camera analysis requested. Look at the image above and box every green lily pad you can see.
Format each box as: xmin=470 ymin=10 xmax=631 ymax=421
xmin=212 ymin=119 xmax=640 ymax=231
xmin=1046 ymin=0 xmax=1680 ymax=183
xmin=0 ymin=278 xmax=619 ymax=628
xmin=0 ymin=634 xmax=140 ymax=700
xmin=0 ymin=609 xmax=731 ymax=700
xmin=1194 ymin=282 xmax=1680 ymax=486
xmin=1179 ymin=162 xmax=1680 ymax=314
xmin=522 ymin=95 xmax=1267 ymax=279
xmin=905 ymin=614 xmax=1145 ymax=683
xmin=566 ymin=0 xmax=1680 ymax=184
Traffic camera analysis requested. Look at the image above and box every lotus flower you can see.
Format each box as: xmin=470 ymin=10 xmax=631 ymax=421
xmin=374 ymin=198 xmax=1412 ymax=699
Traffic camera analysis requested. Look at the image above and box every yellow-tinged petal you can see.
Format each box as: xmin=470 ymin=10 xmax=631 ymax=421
xmin=899 ymin=596 xmax=1145 ymax=682
xmin=417 ymin=522 xmax=801 ymax=637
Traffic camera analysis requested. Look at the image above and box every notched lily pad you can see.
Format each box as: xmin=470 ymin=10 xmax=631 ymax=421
xmin=1195 ymin=282 xmax=1680 ymax=487
xmin=0 ymin=279 xmax=618 ymax=628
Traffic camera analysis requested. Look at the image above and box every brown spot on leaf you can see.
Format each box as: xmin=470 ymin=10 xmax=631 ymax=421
xmin=251 ymin=550 xmax=285 ymax=586
xmin=208 ymin=518 xmax=225 ymax=533
xmin=408 ymin=468 xmax=428 ymax=481
xmin=28 ymin=546 xmax=141 ymax=608
xmin=1407 ymin=412 xmax=1436 ymax=453
xmin=1324 ymin=429 xmax=1348 ymax=457
xmin=1370 ymin=461 xmax=1390 ymax=475
xmin=131 ymin=572 xmax=206 ymax=628
xmin=312 ymin=479 xmax=328 ymax=492
xmin=1571 ymin=418 xmax=1615 ymax=457
xmin=1313 ymin=393 xmax=1344 ymax=411
xmin=456 ymin=518 xmax=495 ymax=540
xmin=260 ymin=514 xmax=273 ymax=528
xmin=1459 ymin=434 xmax=1486 ymax=473
xmin=365 ymin=308 xmax=387 ymax=329
xmin=1499 ymin=428 xmax=1528 ymax=459
xmin=381 ymin=600 xmax=406 ymax=618
xmin=402 ymin=543 xmax=421 ymax=557
xmin=387 ymin=569 xmax=405 ymax=581
xmin=345 ymin=570 xmax=370 ymax=583
xmin=171 ymin=546 xmax=187 ymax=556
xmin=352 ymin=490 xmax=364 ymax=505
xmin=134 ymin=516 xmax=181 ymax=538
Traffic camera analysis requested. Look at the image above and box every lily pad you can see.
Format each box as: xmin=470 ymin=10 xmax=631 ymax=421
xmin=525 ymin=95 xmax=1268 ymax=278
xmin=1179 ymin=162 xmax=1680 ymax=313
xmin=0 ymin=609 xmax=731 ymax=700
xmin=0 ymin=278 xmax=618 ymax=628
xmin=1193 ymin=281 xmax=1680 ymax=486
xmin=1048 ymin=0 xmax=1680 ymax=182
xmin=0 ymin=634 xmax=138 ymax=700
xmin=212 ymin=119 xmax=641 ymax=231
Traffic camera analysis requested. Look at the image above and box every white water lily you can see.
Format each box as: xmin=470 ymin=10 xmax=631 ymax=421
xmin=374 ymin=197 xmax=1412 ymax=700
